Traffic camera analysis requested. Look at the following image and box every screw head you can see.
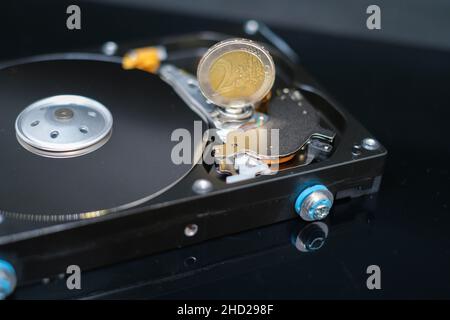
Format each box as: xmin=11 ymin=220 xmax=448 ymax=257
xmin=362 ymin=138 xmax=380 ymax=151
xmin=0 ymin=260 xmax=17 ymax=300
xmin=192 ymin=179 xmax=213 ymax=194
xmin=312 ymin=204 xmax=330 ymax=220
xmin=244 ymin=20 xmax=259 ymax=34
xmin=295 ymin=185 xmax=333 ymax=221
xmin=54 ymin=108 xmax=74 ymax=120
xmin=102 ymin=41 xmax=118 ymax=56
xmin=184 ymin=224 xmax=198 ymax=237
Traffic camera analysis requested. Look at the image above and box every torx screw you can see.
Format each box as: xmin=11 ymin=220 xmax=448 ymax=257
xmin=352 ymin=144 xmax=362 ymax=156
xmin=313 ymin=204 xmax=330 ymax=220
xmin=54 ymin=108 xmax=74 ymax=120
xmin=295 ymin=185 xmax=334 ymax=221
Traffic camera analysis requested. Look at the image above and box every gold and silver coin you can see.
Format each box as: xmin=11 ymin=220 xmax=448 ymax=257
xmin=197 ymin=38 xmax=275 ymax=109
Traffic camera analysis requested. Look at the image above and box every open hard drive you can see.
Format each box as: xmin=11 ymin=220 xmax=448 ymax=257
xmin=0 ymin=23 xmax=386 ymax=297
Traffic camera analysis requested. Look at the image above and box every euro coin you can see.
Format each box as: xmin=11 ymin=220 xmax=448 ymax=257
xmin=197 ymin=38 xmax=275 ymax=109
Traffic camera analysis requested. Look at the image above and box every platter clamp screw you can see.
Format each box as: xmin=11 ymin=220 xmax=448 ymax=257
xmin=15 ymin=95 xmax=113 ymax=158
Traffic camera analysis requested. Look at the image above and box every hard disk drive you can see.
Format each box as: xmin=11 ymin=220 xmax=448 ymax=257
xmin=0 ymin=27 xmax=386 ymax=297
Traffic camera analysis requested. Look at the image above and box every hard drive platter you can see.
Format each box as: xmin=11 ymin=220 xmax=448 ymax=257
xmin=0 ymin=56 xmax=201 ymax=219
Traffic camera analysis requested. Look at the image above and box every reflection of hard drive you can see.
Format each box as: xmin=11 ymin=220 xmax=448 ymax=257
xmin=14 ymin=195 xmax=375 ymax=299
xmin=0 ymin=31 xmax=386 ymax=296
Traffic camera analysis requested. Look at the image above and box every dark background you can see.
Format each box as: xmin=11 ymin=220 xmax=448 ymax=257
xmin=3 ymin=0 xmax=450 ymax=299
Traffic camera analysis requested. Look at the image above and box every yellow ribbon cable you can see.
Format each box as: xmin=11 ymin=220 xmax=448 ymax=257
xmin=122 ymin=47 xmax=165 ymax=74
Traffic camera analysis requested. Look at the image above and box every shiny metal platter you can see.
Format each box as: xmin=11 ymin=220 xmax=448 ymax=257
xmin=0 ymin=56 xmax=203 ymax=220
xmin=15 ymin=94 xmax=113 ymax=158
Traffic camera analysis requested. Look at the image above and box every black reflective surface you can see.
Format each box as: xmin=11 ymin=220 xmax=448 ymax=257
xmin=3 ymin=2 xmax=450 ymax=299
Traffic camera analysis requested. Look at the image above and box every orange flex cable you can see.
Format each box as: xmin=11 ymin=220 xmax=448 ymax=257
xmin=122 ymin=47 xmax=167 ymax=74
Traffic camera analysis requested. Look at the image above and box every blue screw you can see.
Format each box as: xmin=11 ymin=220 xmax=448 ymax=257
xmin=0 ymin=260 xmax=17 ymax=299
xmin=294 ymin=184 xmax=334 ymax=221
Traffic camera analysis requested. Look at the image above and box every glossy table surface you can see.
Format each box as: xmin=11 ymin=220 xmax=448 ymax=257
xmin=4 ymin=2 xmax=450 ymax=299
